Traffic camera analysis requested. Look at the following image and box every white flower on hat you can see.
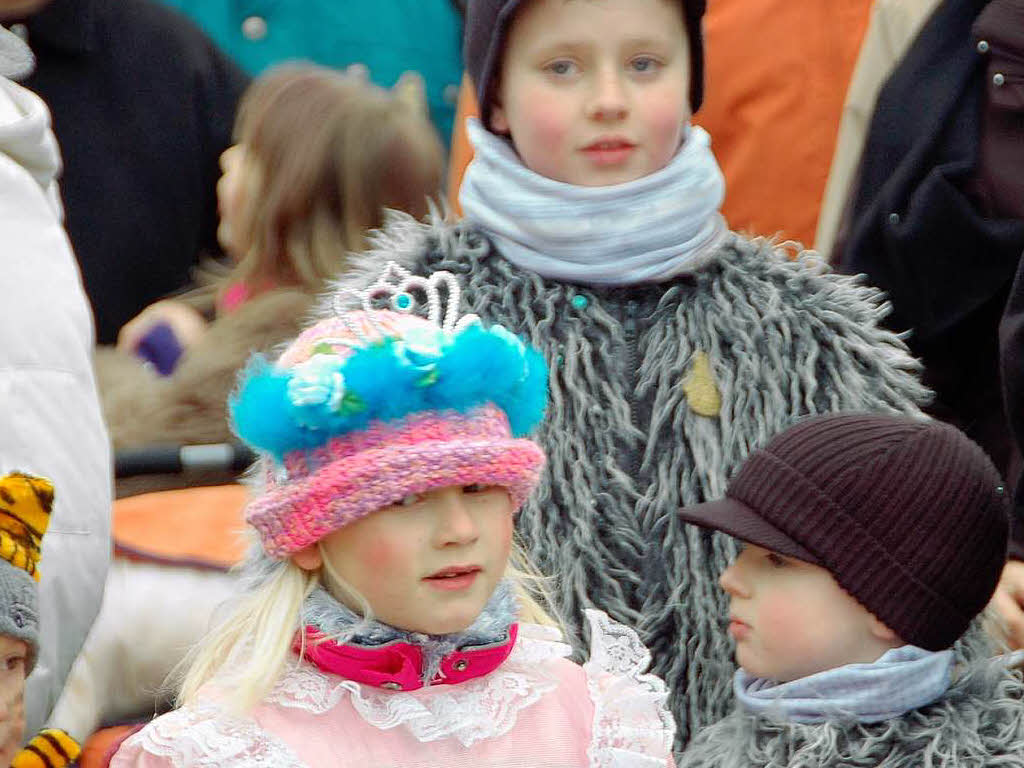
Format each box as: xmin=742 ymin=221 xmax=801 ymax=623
xmin=287 ymin=354 xmax=347 ymax=412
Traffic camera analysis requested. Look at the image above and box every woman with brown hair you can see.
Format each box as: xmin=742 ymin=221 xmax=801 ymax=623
xmin=97 ymin=63 xmax=445 ymax=454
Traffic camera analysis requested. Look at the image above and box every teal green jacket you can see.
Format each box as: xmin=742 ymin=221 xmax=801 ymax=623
xmin=157 ymin=0 xmax=463 ymax=145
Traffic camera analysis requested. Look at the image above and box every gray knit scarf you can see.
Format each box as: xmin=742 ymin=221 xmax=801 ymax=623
xmin=734 ymin=646 xmax=955 ymax=724
xmin=301 ymin=579 xmax=518 ymax=686
xmin=680 ymin=626 xmax=1024 ymax=768
xmin=459 ymin=117 xmax=728 ymax=286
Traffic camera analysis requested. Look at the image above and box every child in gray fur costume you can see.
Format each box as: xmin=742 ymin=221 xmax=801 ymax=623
xmin=678 ymin=412 xmax=1024 ymax=767
xmin=329 ymin=0 xmax=931 ymax=749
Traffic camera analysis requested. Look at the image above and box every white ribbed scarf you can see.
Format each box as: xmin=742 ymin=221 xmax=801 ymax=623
xmin=459 ymin=118 xmax=728 ymax=286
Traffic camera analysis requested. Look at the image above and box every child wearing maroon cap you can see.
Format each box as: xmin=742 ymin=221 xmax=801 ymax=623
xmin=677 ymin=412 xmax=1024 ymax=767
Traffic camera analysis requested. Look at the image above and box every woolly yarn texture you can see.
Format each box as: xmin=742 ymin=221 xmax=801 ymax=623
xmin=329 ymin=213 xmax=928 ymax=750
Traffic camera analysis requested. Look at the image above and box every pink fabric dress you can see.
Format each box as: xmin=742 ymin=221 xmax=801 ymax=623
xmin=111 ymin=610 xmax=675 ymax=767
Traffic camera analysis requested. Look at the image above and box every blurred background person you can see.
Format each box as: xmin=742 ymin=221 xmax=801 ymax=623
xmin=832 ymin=0 xmax=1024 ymax=485
xmin=95 ymin=65 xmax=445 ymax=459
xmin=1 ymin=0 xmax=249 ymax=345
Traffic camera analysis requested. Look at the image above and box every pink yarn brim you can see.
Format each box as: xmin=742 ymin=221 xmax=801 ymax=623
xmin=248 ymin=439 xmax=545 ymax=558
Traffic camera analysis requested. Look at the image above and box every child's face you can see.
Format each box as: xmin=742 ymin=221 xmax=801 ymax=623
xmin=491 ymin=0 xmax=690 ymax=187
xmin=719 ymin=544 xmax=900 ymax=682
xmin=216 ymin=144 xmax=250 ymax=260
xmin=309 ymin=485 xmax=515 ymax=635
xmin=0 ymin=635 xmax=26 ymax=766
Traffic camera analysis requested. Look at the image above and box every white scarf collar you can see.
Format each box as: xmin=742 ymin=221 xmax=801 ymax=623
xmin=734 ymin=645 xmax=956 ymax=724
xmin=459 ymin=117 xmax=728 ymax=287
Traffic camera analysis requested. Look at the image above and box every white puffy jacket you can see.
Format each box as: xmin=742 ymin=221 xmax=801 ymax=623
xmin=0 ymin=72 xmax=112 ymax=734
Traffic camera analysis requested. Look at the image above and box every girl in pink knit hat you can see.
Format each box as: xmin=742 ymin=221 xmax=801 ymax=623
xmin=111 ymin=264 xmax=676 ymax=768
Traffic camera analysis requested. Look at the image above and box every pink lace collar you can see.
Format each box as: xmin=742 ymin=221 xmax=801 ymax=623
xmin=293 ymin=623 xmax=519 ymax=692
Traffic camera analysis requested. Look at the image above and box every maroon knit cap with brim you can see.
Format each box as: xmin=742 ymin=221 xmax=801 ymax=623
xmin=464 ymin=0 xmax=707 ymax=131
xmin=678 ymin=412 xmax=1010 ymax=651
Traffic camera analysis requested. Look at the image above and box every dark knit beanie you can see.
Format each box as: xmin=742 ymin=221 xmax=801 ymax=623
xmin=464 ymin=0 xmax=706 ymax=130
xmin=678 ymin=413 xmax=1010 ymax=651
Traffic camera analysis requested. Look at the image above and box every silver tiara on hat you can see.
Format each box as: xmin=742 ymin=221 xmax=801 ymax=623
xmin=331 ymin=261 xmax=480 ymax=344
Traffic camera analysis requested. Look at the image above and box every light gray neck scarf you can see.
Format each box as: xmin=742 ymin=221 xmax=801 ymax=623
xmin=459 ymin=117 xmax=728 ymax=287
xmin=734 ymin=645 xmax=956 ymax=724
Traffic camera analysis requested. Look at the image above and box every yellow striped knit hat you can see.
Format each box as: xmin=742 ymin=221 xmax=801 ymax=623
xmin=0 ymin=472 xmax=53 ymax=672
xmin=11 ymin=729 xmax=80 ymax=768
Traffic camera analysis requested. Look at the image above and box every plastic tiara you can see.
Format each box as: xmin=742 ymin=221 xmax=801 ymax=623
xmin=329 ymin=262 xmax=480 ymax=343
xmin=230 ymin=264 xmax=549 ymax=461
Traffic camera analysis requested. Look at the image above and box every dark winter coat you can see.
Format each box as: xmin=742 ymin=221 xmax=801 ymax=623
xmin=835 ymin=0 xmax=1024 ymax=474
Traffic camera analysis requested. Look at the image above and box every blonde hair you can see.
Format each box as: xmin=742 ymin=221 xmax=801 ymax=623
xmin=177 ymin=531 xmax=561 ymax=713
xmin=222 ymin=64 xmax=445 ymax=298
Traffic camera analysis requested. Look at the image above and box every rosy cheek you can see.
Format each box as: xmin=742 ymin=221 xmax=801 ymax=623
xmin=360 ymin=539 xmax=400 ymax=570
xmin=510 ymin=92 xmax=571 ymax=169
xmin=644 ymin=97 xmax=688 ymax=160
xmin=755 ymin=593 xmax=813 ymax=652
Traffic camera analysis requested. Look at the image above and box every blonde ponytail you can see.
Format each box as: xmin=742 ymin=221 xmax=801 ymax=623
xmin=176 ymin=557 xmax=317 ymax=712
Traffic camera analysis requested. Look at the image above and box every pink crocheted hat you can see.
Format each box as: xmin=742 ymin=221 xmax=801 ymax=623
xmin=230 ymin=267 xmax=548 ymax=558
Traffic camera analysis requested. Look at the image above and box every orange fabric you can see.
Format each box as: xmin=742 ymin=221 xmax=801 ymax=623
xmin=447 ymin=74 xmax=478 ymax=215
xmin=81 ymin=724 xmax=143 ymax=768
xmin=445 ymin=1 xmax=873 ymax=246
xmin=112 ymin=485 xmax=249 ymax=570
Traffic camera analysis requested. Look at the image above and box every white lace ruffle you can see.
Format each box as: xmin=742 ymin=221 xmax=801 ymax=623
xmin=583 ymin=609 xmax=676 ymax=768
xmin=266 ymin=622 xmax=573 ymax=748
xmin=114 ymin=704 xmax=306 ymax=768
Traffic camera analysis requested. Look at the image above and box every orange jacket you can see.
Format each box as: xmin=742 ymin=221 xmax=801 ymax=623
xmin=447 ymin=0 xmax=872 ymax=248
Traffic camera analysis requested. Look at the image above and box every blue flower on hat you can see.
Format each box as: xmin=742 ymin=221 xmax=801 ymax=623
xmin=392 ymin=324 xmax=447 ymax=387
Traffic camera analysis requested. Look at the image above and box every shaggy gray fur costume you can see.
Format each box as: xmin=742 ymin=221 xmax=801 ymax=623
xmin=326 ymin=215 xmax=929 ymax=748
xmin=679 ymin=626 xmax=1024 ymax=767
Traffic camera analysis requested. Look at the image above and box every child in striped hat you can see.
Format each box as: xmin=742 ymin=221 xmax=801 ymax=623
xmin=0 ymin=472 xmax=79 ymax=767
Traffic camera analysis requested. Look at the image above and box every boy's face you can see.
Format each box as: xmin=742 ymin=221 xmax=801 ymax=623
xmin=0 ymin=635 xmax=26 ymax=765
xmin=491 ymin=0 xmax=690 ymax=187
xmin=719 ymin=544 xmax=900 ymax=682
